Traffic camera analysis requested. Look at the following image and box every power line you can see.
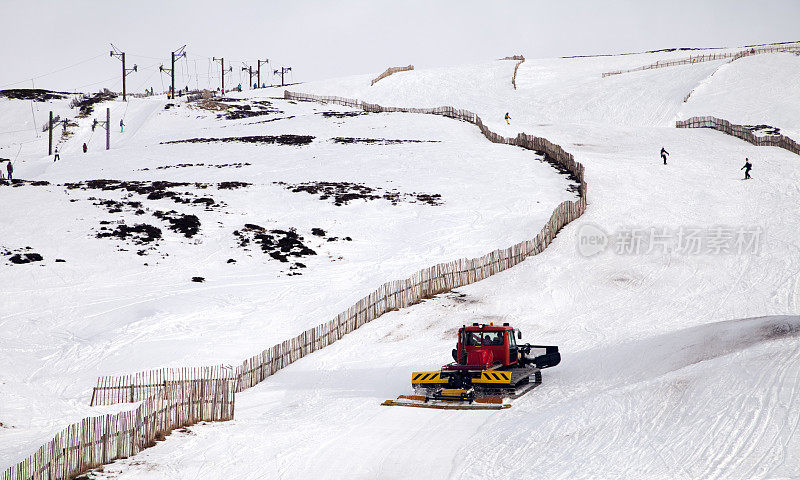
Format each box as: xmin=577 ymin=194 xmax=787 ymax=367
xmin=73 ymin=74 xmax=121 ymax=91
xmin=0 ymin=52 xmax=106 ymax=89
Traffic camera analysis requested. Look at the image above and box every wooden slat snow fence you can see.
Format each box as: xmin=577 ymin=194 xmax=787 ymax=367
xmin=370 ymin=65 xmax=414 ymax=86
xmin=2 ymin=90 xmax=588 ymax=480
xmin=500 ymin=55 xmax=525 ymax=90
xmin=602 ymin=42 xmax=800 ymax=77
xmin=0 ymin=380 xmax=234 ymax=480
xmin=500 ymin=55 xmax=526 ymax=90
xmin=676 ymin=116 xmax=800 ymax=156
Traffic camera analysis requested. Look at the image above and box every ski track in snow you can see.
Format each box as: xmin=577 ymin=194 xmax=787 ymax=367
xmin=2 ymin=48 xmax=800 ymax=479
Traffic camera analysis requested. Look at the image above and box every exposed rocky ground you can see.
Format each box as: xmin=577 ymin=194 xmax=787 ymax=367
xmin=2 ymin=246 xmax=44 ymax=265
xmin=743 ymin=124 xmax=782 ymax=136
xmin=233 ymin=224 xmax=316 ymax=273
xmin=161 ymin=135 xmax=314 ymax=146
xmin=274 ymin=180 xmax=443 ymax=206
xmin=317 ymin=111 xmax=368 ymax=118
xmin=139 ymin=162 xmax=252 ymax=171
xmin=71 ymin=90 xmax=117 ymax=117
xmin=0 ymin=89 xmax=69 ymax=102
xmin=331 ymin=137 xmax=440 ymax=145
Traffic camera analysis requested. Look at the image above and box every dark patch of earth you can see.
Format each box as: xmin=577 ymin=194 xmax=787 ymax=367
xmin=96 ymin=223 xmax=162 ymax=245
xmin=233 ymin=224 xmax=316 ymax=271
xmin=332 ymin=137 xmax=440 ymax=145
xmin=218 ymin=100 xmax=283 ymax=120
xmin=0 ymin=89 xmax=69 ymax=102
xmin=274 ymin=181 xmax=443 ymax=206
xmin=2 ymin=246 xmax=44 ymax=265
xmin=63 ymin=180 xmax=225 ymax=209
xmin=140 ymin=162 xmax=251 ymax=171
xmin=153 ymin=210 xmax=201 ymax=238
xmin=218 ymin=181 xmax=251 ymax=190
xmin=90 ymin=198 xmax=144 ymax=215
xmin=1 ymin=179 xmax=50 ymax=187
xmin=743 ymin=124 xmax=781 ymax=136
xmin=162 ymin=135 xmax=314 ymax=146
xmin=73 ymin=91 xmax=117 ymax=117
xmin=318 ymin=111 xmax=368 ymax=118
xmin=9 ymin=253 xmax=44 ymax=264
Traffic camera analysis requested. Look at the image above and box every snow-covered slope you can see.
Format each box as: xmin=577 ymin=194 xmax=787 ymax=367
xmin=3 ymin=45 xmax=800 ymax=479
xmin=0 ymin=90 xmax=576 ymax=466
xmin=679 ymin=52 xmax=800 ymax=138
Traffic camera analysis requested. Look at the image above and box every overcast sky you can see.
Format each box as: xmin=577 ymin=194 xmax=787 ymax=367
xmin=1 ymin=0 xmax=798 ymax=92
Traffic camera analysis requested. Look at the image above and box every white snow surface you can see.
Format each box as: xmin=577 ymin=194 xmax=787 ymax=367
xmin=2 ymin=46 xmax=800 ymax=479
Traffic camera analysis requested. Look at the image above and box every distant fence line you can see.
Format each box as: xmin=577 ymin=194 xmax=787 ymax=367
xmin=602 ymin=42 xmax=800 ymax=77
xmin=500 ymin=55 xmax=526 ymax=90
xmin=677 ymin=116 xmax=800 ymax=156
xmin=3 ymin=89 xmax=588 ymax=480
xmin=370 ymin=65 xmax=414 ymax=86
xmin=1 ymin=380 xmax=234 ymax=480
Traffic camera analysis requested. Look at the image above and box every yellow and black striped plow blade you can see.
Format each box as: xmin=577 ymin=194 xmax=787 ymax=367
xmin=471 ymin=370 xmax=512 ymax=385
xmin=411 ymin=371 xmax=448 ymax=386
xmin=381 ymin=395 xmax=510 ymax=410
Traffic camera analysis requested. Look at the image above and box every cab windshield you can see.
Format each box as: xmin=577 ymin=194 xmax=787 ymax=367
xmin=465 ymin=331 xmax=504 ymax=346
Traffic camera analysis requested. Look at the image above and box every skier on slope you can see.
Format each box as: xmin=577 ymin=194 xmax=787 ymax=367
xmin=741 ymin=158 xmax=752 ymax=179
xmin=120 ymin=119 xmax=124 ymax=133
xmin=660 ymin=147 xmax=669 ymax=165
xmin=6 ymin=161 xmax=12 ymax=181
xmin=53 ymin=147 xmax=60 ymax=162
xmin=505 ymin=112 xmax=511 ymax=125
xmin=82 ymin=143 xmax=87 ymax=154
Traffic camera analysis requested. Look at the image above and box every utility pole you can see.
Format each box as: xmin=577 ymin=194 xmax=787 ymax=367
xmin=274 ymin=66 xmax=292 ymax=87
xmin=92 ymin=108 xmax=111 ymax=150
xmin=160 ymin=45 xmax=187 ymax=98
xmin=47 ymin=112 xmax=70 ymax=155
xmin=110 ymin=44 xmax=137 ymax=101
xmin=257 ymin=59 xmax=269 ymax=88
xmin=213 ymin=57 xmax=232 ymax=93
xmin=241 ymin=65 xmax=255 ymax=89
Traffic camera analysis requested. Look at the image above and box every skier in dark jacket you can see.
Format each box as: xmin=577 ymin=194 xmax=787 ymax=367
xmin=6 ymin=161 xmax=12 ymax=181
xmin=741 ymin=158 xmax=752 ymax=179
xmin=83 ymin=143 xmax=87 ymax=153
xmin=660 ymin=147 xmax=669 ymax=165
xmin=54 ymin=147 xmax=60 ymax=162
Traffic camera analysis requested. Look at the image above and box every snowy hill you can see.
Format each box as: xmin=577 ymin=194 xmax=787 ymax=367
xmin=2 ymin=44 xmax=800 ymax=479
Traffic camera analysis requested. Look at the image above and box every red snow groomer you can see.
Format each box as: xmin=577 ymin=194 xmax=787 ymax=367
xmin=382 ymin=323 xmax=560 ymax=410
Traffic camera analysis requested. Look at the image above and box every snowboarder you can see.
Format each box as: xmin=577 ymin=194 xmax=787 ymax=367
xmin=120 ymin=119 xmax=124 ymax=133
xmin=660 ymin=147 xmax=669 ymax=165
xmin=53 ymin=147 xmax=60 ymax=162
xmin=82 ymin=143 xmax=87 ymax=154
xmin=237 ymin=83 xmax=242 ymax=92
xmin=504 ymin=112 xmax=511 ymax=125
xmin=741 ymin=158 xmax=752 ymax=179
xmin=6 ymin=161 xmax=12 ymax=181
